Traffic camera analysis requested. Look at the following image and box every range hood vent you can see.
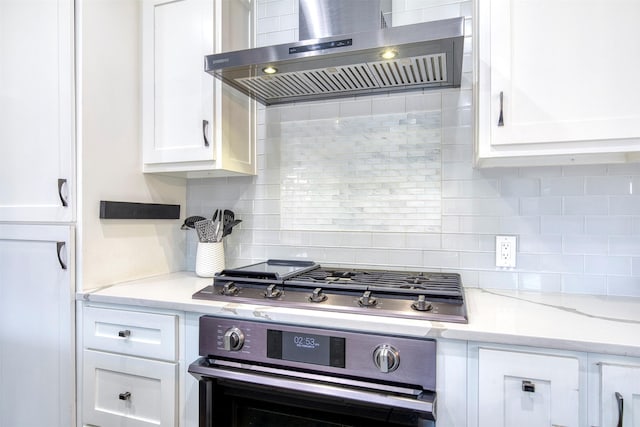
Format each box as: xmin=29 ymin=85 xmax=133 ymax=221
xmin=205 ymin=1 xmax=464 ymax=106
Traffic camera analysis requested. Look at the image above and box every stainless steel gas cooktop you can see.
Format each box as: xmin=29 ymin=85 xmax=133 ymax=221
xmin=192 ymin=259 xmax=467 ymax=323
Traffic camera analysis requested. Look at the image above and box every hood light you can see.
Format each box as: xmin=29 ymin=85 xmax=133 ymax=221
xmin=262 ymin=66 xmax=278 ymax=74
xmin=381 ymin=49 xmax=397 ymax=60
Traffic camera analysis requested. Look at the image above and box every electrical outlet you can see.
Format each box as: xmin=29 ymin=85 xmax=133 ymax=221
xmin=495 ymin=235 xmax=517 ymax=268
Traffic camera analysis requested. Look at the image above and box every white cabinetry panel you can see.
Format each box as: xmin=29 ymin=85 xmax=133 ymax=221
xmin=141 ymin=0 xmax=256 ymax=177
xmin=0 ymin=224 xmax=74 ymax=426
xmin=600 ymin=363 xmax=640 ymax=427
xmin=0 ymin=0 xmax=74 ymax=221
xmin=84 ymin=306 xmax=178 ymax=361
xmin=475 ymin=0 xmax=640 ymax=167
xmin=83 ymin=349 xmax=177 ymax=427
xmin=477 ymin=347 xmax=580 ymax=427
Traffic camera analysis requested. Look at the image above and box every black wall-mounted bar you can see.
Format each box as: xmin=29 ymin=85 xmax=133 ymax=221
xmin=99 ymin=201 xmax=180 ymax=219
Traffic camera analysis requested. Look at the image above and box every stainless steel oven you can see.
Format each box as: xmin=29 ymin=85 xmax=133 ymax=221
xmin=188 ymin=316 xmax=437 ymax=426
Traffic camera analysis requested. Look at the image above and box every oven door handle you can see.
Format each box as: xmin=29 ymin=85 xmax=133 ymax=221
xmin=188 ymin=358 xmax=436 ymax=420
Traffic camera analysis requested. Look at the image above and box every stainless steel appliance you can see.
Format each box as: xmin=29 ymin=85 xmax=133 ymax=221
xmin=204 ymin=0 xmax=465 ymax=105
xmin=192 ymin=259 xmax=467 ymax=323
xmin=189 ymin=316 xmax=437 ymax=426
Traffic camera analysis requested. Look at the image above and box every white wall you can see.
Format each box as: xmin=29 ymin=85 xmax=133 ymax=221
xmin=186 ymin=0 xmax=640 ymax=297
xmin=78 ymin=0 xmax=186 ymax=290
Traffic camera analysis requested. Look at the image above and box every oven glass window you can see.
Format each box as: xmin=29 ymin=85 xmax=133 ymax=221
xmin=212 ymin=379 xmax=429 ymax=427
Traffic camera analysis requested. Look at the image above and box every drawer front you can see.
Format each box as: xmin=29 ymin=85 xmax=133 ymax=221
xmin=84 ymin=306 xmax=177 ymax=360
xmin=82 ymin=349 xmax=177 ymax=427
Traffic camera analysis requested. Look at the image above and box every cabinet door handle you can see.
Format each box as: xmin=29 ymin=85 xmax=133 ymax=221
xmin=203 ymin=120 xmax=210 ymax=147
xmin=57 ymin=178 xmax=69 ymax=207
xmin=118 ymin=329 xmax=131 ymax=338
xmin=118 ymin=391 xmax=131 ymax=401
xmin=615 ymin=392 xmax=623 ymax=427
xmin=498 ymin=91 xmax=504 ymax=127
xmin=56 ymin=241 xmax=67 ymax=270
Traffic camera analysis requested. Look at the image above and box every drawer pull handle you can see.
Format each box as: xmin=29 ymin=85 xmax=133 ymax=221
xmin=522 ymin=380 xmax=535 ymax=393
xmin=118 ymin=329 xmax=131 ymax=338
xmin=119 ymin=391 xmax=131 ymax=401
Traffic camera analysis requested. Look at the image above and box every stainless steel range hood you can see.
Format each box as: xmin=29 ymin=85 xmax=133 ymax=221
xmin=204 ymin=0 xmax=465 ymax=106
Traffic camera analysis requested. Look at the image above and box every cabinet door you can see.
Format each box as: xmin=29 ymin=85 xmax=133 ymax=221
xmin=83 ymin=349 xmax=177 ymax=427
xmin=142 ymin=0 xmax=214 ymax=165
xmin=141 ymin=0 xmax=256 ymax=177
xmin=478 ymin=348 xmax=580 ymax=427
xmin=0 ymin=224 xmax=74 ymax=427
xmin=476 ymin=0 xmax=640 ymax=165
xmin=0 ymin=0 xmax=74 ymax=221
xmin=601 ymin=363 xmax=640 ymax=427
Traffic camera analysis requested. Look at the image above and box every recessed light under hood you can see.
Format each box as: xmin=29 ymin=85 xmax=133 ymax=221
xmin=205 ymin=10 xmax=465 ymax=106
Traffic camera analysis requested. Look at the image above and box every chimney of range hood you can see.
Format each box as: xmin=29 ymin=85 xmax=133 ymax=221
xmin=204 ymin=0 xmax=465 ymax=106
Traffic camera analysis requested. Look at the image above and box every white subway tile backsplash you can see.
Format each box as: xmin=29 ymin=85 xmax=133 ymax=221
xmin=519 ymin=197 xmax=562 ymax=215
xmin=584 ymin=255 xmax=631 ymax=276
xmin=586 ymin=176 xmax=633 ymax=195
xmin=183 ymin=0 xmax=640 ymax=298
xmin=563 ymin=196 xmax=609 ymax=215
xmin=264 ymin=0 xmax=295 ymax=17
xmin=541 ymin=176 xmax=584 ymax=196
xmin=537 ymin=254 xmax=584 ymax=274
xmin=519 ymin=273 xmax=562 ymax=292
xmin=606 ymin=277 xmax=640 ymax=297
xmin=585 ymin=216 xmax=633 ymax=235
xmin=562 ymin=275 xmax=607 ymax=295
xmin=610 ymin=196 xmax=640 ymax=215
xmin=610 ymin=237 xmax=640 ymax=256
xmin=562 ymin=236 xmax=609 ymax=255
xmin=541 ymin=215 xmax=584 ymax=235
xmin=500 ymin=178 xmax=540 ymax=197
xmin=478 ymin=271 xmax=518 ymax=290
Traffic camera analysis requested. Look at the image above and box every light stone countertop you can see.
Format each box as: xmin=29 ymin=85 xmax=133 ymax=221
xmin=77 ymin=271 xmax=640 ymax=357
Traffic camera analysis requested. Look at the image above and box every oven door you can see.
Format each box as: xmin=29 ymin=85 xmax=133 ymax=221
xmin=189 ymin=358 xmax=436 ymax=427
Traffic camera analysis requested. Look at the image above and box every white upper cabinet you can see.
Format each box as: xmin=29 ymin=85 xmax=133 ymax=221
xmin=0 ymin=0 xmax=74 ymax=221
xmin=475 ymin=0 xmax=640 ymax=167
xmin=141 ymin=0 xmax=256 ymax=178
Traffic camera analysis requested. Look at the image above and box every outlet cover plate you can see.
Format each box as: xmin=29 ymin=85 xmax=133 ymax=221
xmin=496 ymin=235 xmax=517 ymax=268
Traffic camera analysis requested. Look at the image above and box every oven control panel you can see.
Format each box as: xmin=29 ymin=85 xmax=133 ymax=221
xmin=198 ymin=315 xmax=436 ymax=390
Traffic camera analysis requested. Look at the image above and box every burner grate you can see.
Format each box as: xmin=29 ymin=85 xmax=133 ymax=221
xmin=289 ymin=268 xmax=464 ymax=300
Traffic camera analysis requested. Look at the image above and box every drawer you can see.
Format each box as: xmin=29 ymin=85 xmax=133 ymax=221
xmin=83 ymin=306 xmax=177 ymax=361
xmin=82 ymin=349 xmax=177 ymax=427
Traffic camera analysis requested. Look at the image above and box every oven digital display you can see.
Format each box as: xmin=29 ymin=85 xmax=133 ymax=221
xmin=267 ymin=330 xmax=345 ymax=368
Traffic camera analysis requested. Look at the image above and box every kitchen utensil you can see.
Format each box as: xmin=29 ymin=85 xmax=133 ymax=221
xmin=194 ymin=219 xmax=218 ymax=242
xmin=180 ymin=215 xmax=206 ymax=230
xmin=222 ymin=219 xmax=242 ymax=237
xmin=222 ymin=209 xmax=234 ymax=230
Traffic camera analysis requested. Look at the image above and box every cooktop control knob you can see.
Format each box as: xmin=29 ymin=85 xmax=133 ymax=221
xmin=264 ymin=284 xmax=282 ymax=299
xmin=358 ymin=290 xmax=378 ymax=307
xmin=411 ymin=295 xmax=433 ymax=312
xmin=223 ymin=327 xmax=245 ymax=351
xmin=221 ymin=282 xmax=239 ymax=296
xmin=373 ymin=344 xmax=400 ymax=373
xmin=309 ymin=287 xmax=328 ymax=303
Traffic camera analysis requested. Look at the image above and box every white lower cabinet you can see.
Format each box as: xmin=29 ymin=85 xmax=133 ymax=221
xmin=469 ymin=344 xmax=585 ymax=427
xmin=81 ymin=305 xmax=181 ymax=427
xmin=588 ymin=354 xmax=640 ymax=427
